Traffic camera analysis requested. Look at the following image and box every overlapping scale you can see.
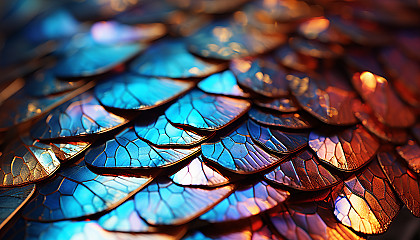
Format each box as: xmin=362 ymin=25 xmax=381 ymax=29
xmin=249 ymin=108 xmax=314 ymax=129
xmin=54 ymin=39 xmax=143 ymax=78
xmin=23 ymin=161 xmax=151 ymax=221
xmin=97 ymin=202 xmax=186 ymax=235
xmin=0 ymin=184 xmax=35 ymax=229
xmin=185 ymin=217 xmax=280 ymax=240
xmin=289 ymin=37 xmax=342 ymax=59
xmin=94 ymin=73 xmax=194 ymax=110
xmin=168 ymin=0 xmax=249 ymax=14
xmin=112 ymin=178 xmax=233 ymax=225
xmin=380 ymin=47 xmax=420 ymax=107
xmin=378 ymin=151 xmax=420 ymax=217
xmin=245 ymin=0 xmax=314 ymax=24
xmin=197 ymin=70 xmax=250 ymax=98
xmin=165 ymin=89 xmax=251 ymax=131
xmin=130 ymin=38 xmax=225 ymax=79
xmin=254 ymin=98 xmax=298 ymax=113
xmin=50 ymin=141 xmax=91 ymax=163
xmin=90 ymin=21 xmax=166 ymax=45
xmin=200 ymin=181 xmax=288 ymax=223
xmin=351 ymin=71 xmax=416 ymax=128
xmin=396 ymin=139 xmax=420 ymax=174
xmin=352 ymin=100 xmax=408 ymax=144
xmin=166 ymin=11 xmax=212 ymax=37
xmin=0 ymin=88 xmax=85 ymax=131
xmin=98 ymin=200 xmax=156 ymax=232
xmin=0 ymin=9 xmax=78 ymax=67
xmin=333 ymin=159 xmax=402 ymax=234
xmin=201 ymin=120 xmax=284 ymax=174
xmin=309 ymin=125 xmax=379 ymax=171
xmin=170 ymin=155 xmax=229 ymax=187
xmin=274 ymin=44 xmax=317 ymax=73
xmin=265 ymin=149 xmax=340 ymax=191
xmin=298 ymin=17 xmax=349 ymax=44
xmin=8 ymin=219 xmax=187 ymax=240
xmin=30 ymin=92 xmax=128 ymax=141
xmin=230 ymin=56 xmax=288 ymax=98
xmin=135 ymin=114 xmax=207 ymax=147
xmin=1 ymin=0 xmax=420 ymax=238
xmin=269 ymin=203 xmax=362 ymax=240
xmin=288 ymin=73 xmax=358 ymax=125
xmin=85 ymin=127 xmax=199 ymax=169
xmin=25 ymin=67 xmax=85 ymax=97
xmin=247 ymin=119 xmax=308 ymax=154
xmin=0 ymin=137 xmax=60 ymax=187
xmin=187 ymin=19 xmax=286 ymax=60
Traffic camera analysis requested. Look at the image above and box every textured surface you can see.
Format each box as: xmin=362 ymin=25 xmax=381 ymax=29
xmin=0 ymin=0 xmax=419 ymax=239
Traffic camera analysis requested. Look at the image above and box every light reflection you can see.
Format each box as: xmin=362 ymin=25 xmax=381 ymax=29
xmin=360 ymin=71 xmax=377 ymax=91
xmin=213 ymin=27 xmax=233 ymax=42
xmin=299 ymin=17 xmax=330 ymax=39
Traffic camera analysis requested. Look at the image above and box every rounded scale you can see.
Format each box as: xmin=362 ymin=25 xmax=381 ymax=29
xmin=130 ymin=38 xmax=225 ymax=79
xmin=94 ymin=73 xmax=194 ymax=110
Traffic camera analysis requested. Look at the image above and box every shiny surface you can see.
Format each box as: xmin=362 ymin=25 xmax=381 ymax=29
xmin=25 ymin=67 xmax=85 ymax=97
xmin=265 ymin=149 xmax=340 ymax=191
xmin=309 ymin=125 xmax=379 ymax=171
xmin=0 ymin=184 xmax=35 ymax=228
xmin=124 ymin=178 xmax=233 ymax=225
xmin=7 ymin=219 xmax=187 ymax=240
xmin=353 ymin=100 xmax=408 ymax=144
xmin=0 ymin=9 xmax=77 ymax=67
xmin=230 ymin=56 xmax=288 ymax=98
xmin=0 ymin=0 xmax=419 ymax=238
xmin=378 ymin=151 xmax=420 ymax=217
xmin=333 ymin=159 xmax=402 ymax=234
xmin=90 ymin=21 xmax=166 ymax=45
xmin=254 ymin=98 xmax=298 ymax=113
xmin=248 ymin=119 xmax=307 ymax=154
xmin=396 ymin=140 xmax=420 ymax=174
xmin=0 ymin=90 xmax=68 ymax=131
xmin=23 ymin=161 xmax=151 ymax=221
xmin=130 ymin=38 xmax=225 ymax=78
xmin=249 ymin=107 xmax=313 ymax=129
xmin=290 ymin=37 xmax=340 ymax=59
xmin=85 ymin=127 xmax=199 ymax=169
xmin=288 ymin=73 xmax=358 ymax=125
xmin=198 ymin=70 xmax=250 ymax=98
xmin=94 ymin=73 xmax=194 ymax=110
xmin=200 ymin=181 xmax=288 ymax=222
xmin=135 ymin=114 xmax=207 ymax=147
xmin=270 ymin=202 xmax=362 ymax=240
xmin=202 ymin=121 xmax=284 ymax=173
xmin=170 ymin=155 xmax=229 ymax=187
xmin=54 ymin=39 xmax=143 ymax=78
xmin=165 ymin=89 xmax=251 ymax=131
xmin=187 ymin=19 xmax=286 ymax=60
xmin=31 ymin=92 xmax=127 ymax=140
xmin=0 ymin=137 xmax=60 ymax=187
xmin=50 ymin=141 xmax=91 ymax=163
xmin=185 ymin=217 xmax=279 ymax=240
xmin=352 ymin=71 xmax=416 ymax=128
